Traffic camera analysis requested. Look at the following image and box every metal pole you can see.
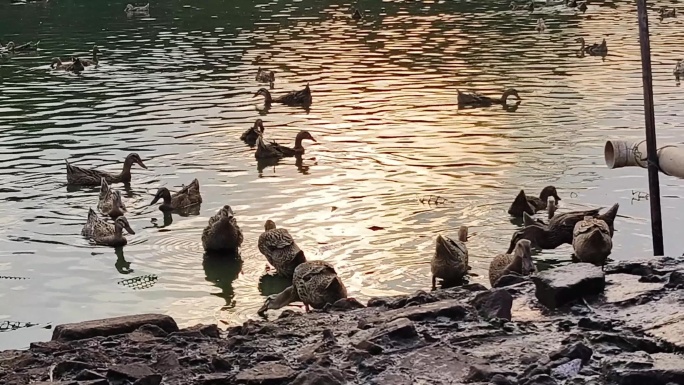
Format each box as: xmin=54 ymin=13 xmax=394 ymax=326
xmin=636 ymin=0 xmax=664 ymax=255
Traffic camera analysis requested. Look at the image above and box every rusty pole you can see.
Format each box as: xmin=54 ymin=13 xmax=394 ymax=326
xmin=635 ymin=0 xmax=664 ymax=255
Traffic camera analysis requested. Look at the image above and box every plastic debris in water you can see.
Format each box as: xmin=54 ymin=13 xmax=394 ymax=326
xmin=117 ymin=274 xmax=159 ymax=290
xmin=0 ymin=321 xmax=38 ymax=332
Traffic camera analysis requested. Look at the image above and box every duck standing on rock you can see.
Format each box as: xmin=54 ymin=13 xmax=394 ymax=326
xmin=255 ymin=130 xmax=316 ymax=159
xmin=430 ymin=226 xmax=469 ymax=290
xmin=201 ymin=205 xmax=243 ymax=254
xmin=508 ymin=186 xmax=561 ymax=217
xmin=150 ymin=179 xmax=202 ymax=212
xmin=572 ymin=216 xmax=612 ymax=268
xmin=257 ymin=260 xmax=347 ymax=315
xmin=98 ymin=178 xmax=126 ymax=219
xmin=489 ymin=239 xmax=535 ymax=287
xmin=240 ymin=119 xmax=265 ymax=146
xmin=457 ymin=88 xmax=521 ymax=107
xmin=258 ymin=220 xmax=306 ymax=277
xmin=81 ymin=209 xmax=135 ymax=247
xmin=66 ymin=153 xmax=147 ymax=186
xmin=253 ymin=84 xmax=312 ymax=107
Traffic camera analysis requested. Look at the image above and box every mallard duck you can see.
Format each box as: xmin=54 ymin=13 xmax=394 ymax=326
xmin=51 ymin=57 xmax=85 ymax=72
xmin=572 ymin=216 xmax=612 ymax=268
xmin=125 ymin=3 xmax=149 ymax=14
xmin=253 ymin=84 xmax=312 ymax=107
xmin=65 ymin=153 xmax=147 ymax=186
xmin=431 ymin=226 xmax=469 ymax=290
xmin=673 ymin=60 xmax=684 ymax=75
xmin=257 ymin=260 xmax=347 ymax=315
xmin=351 ymin=7 xmax=362 ymax=19
xmin=506 ymin=203 xmax=619 ymax=253
xmin=81 ymin=208 xmax=135 ymax=247
xmin=489 ymin=239 xmax=535 ymax=287
xmin=201 ymin=205 xmax=243 ymax=253
xmin=576 ymin=37 xmax=607 ymax=55
xmin=5 ymin=41 xmax=40 ymax=52
xmin=536 ymin=18 xmax=547 ymax=32
xmin=565 ymin=0 xmax=577 ymax=7
xmin=150 ymin=178 xmax=202 ymax=212
xmin=660 ymin=7 xmax=676 ymax=18
xmin=80 ymin=45 xmax=100 ymax=67
xmin=508 ymin=186 xmax=561 ymax=217
xmin=258 ymin=220 xmax=307 ymax=277
xmin=240 ymin=119 xmax=265 ymax=145
xmin=255 ymin=130 xmax=317 ymax=159
xmin=98 ymin=178 xmax=126 ymax=218
xmin=255 ymin=67 xmax=275 ymax=87
xmin=522 ymin=198 xmax=557 ymax=226
xmin=457 ymin=88 xmax=521 ymax=107
xmin=577 ymin=1 xmax=587 ymax=12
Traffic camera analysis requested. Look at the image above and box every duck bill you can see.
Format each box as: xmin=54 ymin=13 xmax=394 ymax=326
xmin=124 ymin=224 xmax=136 ymax=235
xmin=150 ymin=194 xmax=161 ymax=205
xmin=257 ymin=301 xmax=269 ymax=316
xmin=137 ymin=159 xmax=148 ymax=169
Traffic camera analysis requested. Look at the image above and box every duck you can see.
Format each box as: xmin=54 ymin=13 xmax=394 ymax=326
xmin=431 ymin=226 xmax=469 ymax=290
xmin=65 ymin=153 xmax=147 ymax=186
xmin=125 ymin=3 xmax=149 ymax=15
xmin=536 ymin=18 xmax=547 ymax=32
xmin=253 ymin=84 xmax=312 ymax=107
xmin=150 ymin=178 xmax=202 ymax=212
xmin=572 ymin=216 xmax=612 ymax=268
xmin=240 ymin=119 xmax=265 ymax=145
xmin=255 ymin=130 xmax=317 ymax=159
xmin=98 ymin=178 xmax=126 ymax=219
xmin=522 ymin=198 xmax=557 ymax=226
xmin=673 ymin=60 xmax=684 ymax=75
xmin=577 ymin=1 xmax=587 ymax=12
xmin=576 ymin=37 xmax=607 ymax=55
xmin=508 ymin=186 xmax=561 ymax=217
xmin=255 ymin=67 xmax=275 ymax=88
xmin=258 ymin=220 xmax=307 ymax=277
xmin=506 ymin=203 xmax=619 ymax=253
xmin=50 ymin=57 xmax=85 ymax=72
xmin=257 ymin=260 xmax=347 ymax=315
xmin=565 ymin=0 xmax=577 ymax=7
xmin=660 ymin=7 xmax=676 ymax=18
xmin=201 ymin=205 xmax=243 ymax=253
xmin=5 ymin=41 xmax=40 ymax=52
xmin=80 ymin=45 xmax=100 ymax=67
xmin=489 ymin=239 xmax=535 ymax=287
xmin=457 ymin=88 xmax=521 ymax=107
xmin=351 ymin=7 xmax=363 ymax=20
xmin=81 ymin=208 xmax=135 ymax=247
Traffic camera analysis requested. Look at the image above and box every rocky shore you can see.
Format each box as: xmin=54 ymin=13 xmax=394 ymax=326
xmin=1 ymin=257 xmax=683 ymax=385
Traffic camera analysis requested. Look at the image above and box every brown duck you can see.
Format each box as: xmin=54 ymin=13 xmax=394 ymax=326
xmin=430 ymin=226 xmax=469 ymax=289
xmin=255 ymin=130 xmax=316 ymax=159
xmin=508 ymin=186 xmax=561 ymax=217
xmin=253 ymin=84 xmax=312 ymax=107
xmin=150 ymin=178 xmax=202 ymax=212
xmin=572 ymin=216 xmax=612 ymax=268
xmin=489 ymin=239 xmax=535 ymax=287
xmin=66 ymin=153 xmax=147 ymax=186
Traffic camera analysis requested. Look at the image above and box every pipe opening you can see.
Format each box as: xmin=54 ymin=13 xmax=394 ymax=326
xmin=604 ymin=140 xmax=617 ymax=169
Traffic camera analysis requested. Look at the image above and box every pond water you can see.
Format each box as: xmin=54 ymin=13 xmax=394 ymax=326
xmin=1 ymin=0 xmax=683 ymax=349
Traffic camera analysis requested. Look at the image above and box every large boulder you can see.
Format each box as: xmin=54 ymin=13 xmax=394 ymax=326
xmin=532 ymin=263 xmax=605 ymax=309
xmin=52 ymin=314 xmax=178 ymax=341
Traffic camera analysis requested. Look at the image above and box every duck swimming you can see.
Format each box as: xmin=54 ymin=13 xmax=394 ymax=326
xmin=576 ymin=37 xmax=607 ymax=55
xmin=150 ymin=178 xmax=202 ymax=212
xmin=660 ymin=7 xmax=676 ymax=18
xmin=508 ymin=186 xmax=560 ymax=217
xmin=674 ymin=60 xmax=684 ymax=75
xmin=51 ymin=57 xmax=85 ymax=72
xmin=536 ymin=18 xmax=546 ymax=32
xmin=255 ymin=67 xmax=275 ymax=88
xmin=489 ymin=239 xmax=535 ymax=287
xmin=66 ymin=153 xmax=147 ymax=186
xmin=240 ymin=119 xmax=265 ymax=145
xmin=431 ymin=226 xmax=469 ymax=289
xmin=257 ymin=260 xmax=347 ymax=315
xmin=457 ymin=88 xmax=521 ymax=107
xmin=5 ymin=41 xmax=40 ymax=52
xmin=572 ymin=216 xmax=612 ymax=268
xmin=80 ymin=45 xmax=100 ymax=67
xmin=258 ymin=220 xmax=306 ymax=278
xmin=98 ymin=178 xmax=126 ymax=219
xmin=255 ymin=130 xmax=316 ymax=159
xmin=81 ymin=209 xmax=135 ymax=247
xmin=253 ymin=84 xmax=312 ymax=107
xmin=125 ymin=3 xmax=149 ymax=15
xmin=201 ymin=205 xmax=243 ymax=253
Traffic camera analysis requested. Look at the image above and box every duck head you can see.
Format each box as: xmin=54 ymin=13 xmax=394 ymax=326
xmin=512 ymin=239 xmax=535 ymax=275
xmin=254 ymin=88 xmax=272 ymax=103
xmin=150 ymin=187 xmax=172 ymax=205
xmin=124 ymin=4 xmax=134 ymax=12
xmin=295 ymin=130 xmax=317 ymax=143
xmin=435 ymin=229 xmax=468 ymax=261
xmin=264 ymin=219 xmax=277 ymax=231
xmin=50 ymin=57 xmax=62 ymax=69
xmin=124 ymin=153 xmax=147 ymax=169
xmin=114 ymin=216 xmax=135 ymax=235
xmin=540 ymin=186 xmax=561 ymax=202
xmin=6 ymin=42 xmax=15 ymax=50
xmin=502 ymin=88 xmax=521 ymax=102
xmin=254 ymin=119 xmax=265 ymax=134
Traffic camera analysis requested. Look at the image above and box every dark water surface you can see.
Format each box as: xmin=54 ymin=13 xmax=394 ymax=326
xmin=1 ymin=0 xmax=683 ymax=349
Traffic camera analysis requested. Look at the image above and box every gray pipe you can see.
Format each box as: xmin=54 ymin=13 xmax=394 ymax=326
xmin=604 ymin=140 xmax=684 ymax=178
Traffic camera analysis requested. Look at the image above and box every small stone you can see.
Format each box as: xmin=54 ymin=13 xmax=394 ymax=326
xmin=532 ymin=264 xmax=605 ymax=309
xmin=74 ymin=369 xmax=105 ymax=381
xmin=235 ymin=362 xmax=296 ymax=384
xmin=212 ymin=356 xmax=234 ymax=371
xmin=53 ymin=361 xmax=95 ymax=379
xmin=52 ymin=314 xmax=178 ymax=341
xmin=666 ymin=271 xmax=684 ymax=288
xmin=551 ymin=358 xmax=582 ymax=379
xmin=290 ymin=365 xmax=347 ymax=385
xmin=107 ymin=363 xmax=156 ymax=382
xmin=639 ymin=274 xmax=665 ymax=283
xmin=577 ymin=317 xmax=613 ymax=331
xmin=137 ymin=324 xmax=169 ymax=337
xmin=181 ymin=324 xmax=220 ymax=338
xmin=550 ymin=342 xmax=593 ymax=365
xmin=471 ymin=289 xmax=513 ymax=321
xmin=466 ymin=365 xmax=516 ymax=382
xmin=524 ymin=374 xmax=557 ymax=385
xmin=490 ymin=374 xmax=515 ymax=385
xmin=153 ymin=351 xmax=180 ymax=372
xmin=133 ymin=375 xmax=163 ymax=385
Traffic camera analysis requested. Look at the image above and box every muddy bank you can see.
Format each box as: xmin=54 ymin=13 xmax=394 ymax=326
xmin=1 ymin=257 xmax=683 ymax=385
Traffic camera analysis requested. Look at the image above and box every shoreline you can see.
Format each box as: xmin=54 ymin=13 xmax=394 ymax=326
xmin=1 ymin=256 xmax=683 ymax=384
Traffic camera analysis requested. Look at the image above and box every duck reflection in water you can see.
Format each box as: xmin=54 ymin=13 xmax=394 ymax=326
xmin=203 ymin=253 xmax=243 ymax=307
xmin=114 ymin=247 xmax=133 ymax=274
xmin=258 ymin=271 xmax=293 ymax=297
xmin=257 ymin=157 xmax=281 ymax=175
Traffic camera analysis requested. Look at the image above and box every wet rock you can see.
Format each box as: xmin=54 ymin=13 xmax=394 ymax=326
xmin=235 ymin=362 xmax=296 ymax=384
xmin=639 ymin=274 xmax=665 ymax=283
xmin=52 ymin=314 xmax=178 ymax=341
xmin=53 ymin=360 xmax=95 ymax=379
xmin=494 ymin=274 xmax=530 ymax=288
xmin=29 ymin=340 xmax=68 ymax=354
xmin=352 ymin=317 xmax=418 ymax=354
xmin=532 ymin=264 xmax=605 ymax=309
xmin=137 ymin=324 xmax=169 ymax=337
xmin=465 ymin=364 xmax=516 ymax=382
xmin=549 ymin=342 xmax=592 ymax=365
xmin=107 ymin=363 xmax=160 ymax=385
xmin=365 ymin=299 xmax=468 ymax=324
xmin=588 ymin=331 xmax=665 ymax=353
xmin=471 ymin=289 xmax=513 ymax=321
xmin=181 ymin=324 xmax=220 ymax=338
xmin=328 ymin=297 xmax=365 ymax=311
xmin=490 ymin=374 xmax=516 ymax=385
xmin=74 ymin=369 xmax=106 ymax=381
xmin=551 ymin=358 xmax=581 ymax=379
xmin=152 ymin=351 xmax=180 ymax=372
xmin=666 ymin=271 xmax=684 ymax=288
xmin=603 ymin=353 xmax=684 ymax=384
xmin=521 ymin=374 xmax=557 ymax=385
xmin=290 ymin=365 xmax=347 ymax=385
xmin=197 ymin=373 xmax=234 ymax=385
xmin=463 ymin=283 xmax=488 ymax=292
xmin=577 ymin=317 xmax=614 ymax=331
